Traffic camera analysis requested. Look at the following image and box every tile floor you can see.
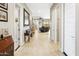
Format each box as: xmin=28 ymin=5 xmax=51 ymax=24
xmin=14 ymin=30 xmax=64 ymax=56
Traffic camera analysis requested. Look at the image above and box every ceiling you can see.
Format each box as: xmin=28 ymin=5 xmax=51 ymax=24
xmin=26 ymin=3 xmax=53 ymax=19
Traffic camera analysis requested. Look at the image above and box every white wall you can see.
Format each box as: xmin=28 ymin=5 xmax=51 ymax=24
xmin=0 ymin=3 xmax=15 ymax=41
xmin=76 ymin=3 xmax=79 ymax=56
xmin=0 ymin=4 xmax=14 ymax=35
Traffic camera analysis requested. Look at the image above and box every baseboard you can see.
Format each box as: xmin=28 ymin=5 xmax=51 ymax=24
xmin=63 ymin=52 xmax=68 ymax=56
xmin=15 ymin=45 xmax=20 ymax=51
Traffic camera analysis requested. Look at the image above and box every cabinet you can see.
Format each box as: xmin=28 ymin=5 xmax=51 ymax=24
xmin=0 ymin=36 xmax=14 ymax=56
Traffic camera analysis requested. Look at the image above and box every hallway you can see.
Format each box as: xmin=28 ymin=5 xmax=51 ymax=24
xmin=15 ymin=30 xmax=64 ymax=56
xmin=0 ymin=3 xmax=79 ymax=56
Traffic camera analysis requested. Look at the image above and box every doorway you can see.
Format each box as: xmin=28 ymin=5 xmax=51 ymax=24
xmin=50 ymin=4 xmax=64 ymax=52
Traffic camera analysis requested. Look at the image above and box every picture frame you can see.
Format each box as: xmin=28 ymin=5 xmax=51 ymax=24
xmin=0 ymin=9 xmax=8 ymax=22
xmin=23 ymin=8 xmax=30 ymax=26
xmin=0 ymin=3 xmax=8 ymax=10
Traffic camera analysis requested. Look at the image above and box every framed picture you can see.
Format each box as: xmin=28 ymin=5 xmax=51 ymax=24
xmin=23 ymin=8 xmax=30 ymax=26
xmin=0 ymin=9 xmax=8 ymax=22
xmin=0 ymin=3 xmax=8 ymax=10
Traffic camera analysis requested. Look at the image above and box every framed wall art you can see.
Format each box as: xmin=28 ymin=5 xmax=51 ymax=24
xmin=0 ymin=9 xmax=8 ymax=22
xmin=0 ymin=3 xmax=8 ymax=10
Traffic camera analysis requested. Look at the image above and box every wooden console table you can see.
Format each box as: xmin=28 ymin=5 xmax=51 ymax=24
xmin=0 ymin=36 xmax=14 ymax=56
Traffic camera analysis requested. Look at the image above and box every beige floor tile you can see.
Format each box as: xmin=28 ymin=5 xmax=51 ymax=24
xmin=14 ymin=30 xmax=64 ymax=56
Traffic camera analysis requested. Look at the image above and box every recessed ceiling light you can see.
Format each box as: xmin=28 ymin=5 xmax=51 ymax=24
xmin=38 ymin=10 xmax=41 ymax=13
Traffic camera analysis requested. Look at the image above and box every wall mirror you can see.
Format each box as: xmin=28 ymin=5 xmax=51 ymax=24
xmin=23 ymin=8 xmax=30 ymax=26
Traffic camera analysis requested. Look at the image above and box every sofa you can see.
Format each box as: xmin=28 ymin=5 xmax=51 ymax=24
xmin=39 ymin=26 xmax=49 ymax=32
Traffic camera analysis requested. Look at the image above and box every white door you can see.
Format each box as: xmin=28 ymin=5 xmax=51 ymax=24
xmin=64 ymin=3 xmax=75 ymax=56
xmin=14 ymin=4 xmax=20 ymax=50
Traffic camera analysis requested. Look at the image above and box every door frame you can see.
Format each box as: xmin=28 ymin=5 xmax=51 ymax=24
xmin=59 ymin=3 xmax=65 ymax=53
xmin=56 ymin=4 xmax=64 ymax=52
xmin=15 ymin=4 xmax=21 ymax=51
xmin=50 ymin=4 xmax=58 ymax=42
